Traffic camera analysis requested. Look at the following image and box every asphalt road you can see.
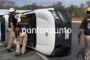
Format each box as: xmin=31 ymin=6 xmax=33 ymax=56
xmin=0 ymin=23 xmax=85 ymax=60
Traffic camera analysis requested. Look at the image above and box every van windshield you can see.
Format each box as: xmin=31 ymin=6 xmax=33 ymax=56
xmin=57 ymin=10 xmax=71 ymax=23
xmin=49 ymin=10 xmax=59 ymax=20
xmin=49 ymin=10 xmax=71 ymax=23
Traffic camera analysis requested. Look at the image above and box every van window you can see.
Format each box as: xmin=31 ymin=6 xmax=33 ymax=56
xmin=49 ymin=10 xmax=59 ymax=20
xmin=57 ymin=10 xmax=71 ymax=23
xmin=49 ymin=10 xmax=64 ymax=27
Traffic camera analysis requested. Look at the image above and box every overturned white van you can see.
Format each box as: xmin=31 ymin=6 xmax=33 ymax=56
xmin=0 ymin=8 xmax=72 ymax=57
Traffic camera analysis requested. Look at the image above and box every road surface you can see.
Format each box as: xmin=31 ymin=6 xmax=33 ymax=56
xmin=0 ymin=23 xmax=85 ymax=60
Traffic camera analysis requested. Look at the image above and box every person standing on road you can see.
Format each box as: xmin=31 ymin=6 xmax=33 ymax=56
xmin=6 ymin=8 xmax=17 ymax=52
xmin=15 ymin=14 xmax=29 ymax=56
xmin=79 ymin=7 xmax=90 ymax=60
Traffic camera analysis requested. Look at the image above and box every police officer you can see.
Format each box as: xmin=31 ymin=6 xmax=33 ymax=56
xmin=15 ymin=14 xmax=29 ymax=56
xmin=7 ymin=8 xmax=17 ymax=52
xmin=79 ymin=7 xmax=90 ymax=60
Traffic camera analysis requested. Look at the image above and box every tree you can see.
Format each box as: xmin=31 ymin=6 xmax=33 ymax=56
xmin=31 ymin=3 xmax=38 ymax=10
xmin=19 ymin=3 xmax=43 ymax=10
xmin=52 ymin=2 xmax=64 ymax=9
xmin=0 ymin=0 xmax=17 ymax=9
xmin=19 ymin=5 xmax=29 ymax=10
xmin=79 ymin=3 xmax=86 ymax=17
xmin=68 ymin=3 xmax=86 ymax=17
xmin=86 ymin=0 xmax=90 ymax=6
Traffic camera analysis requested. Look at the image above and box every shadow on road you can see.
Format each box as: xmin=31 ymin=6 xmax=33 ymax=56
xmin=76 ymin=48 xmax=85 ymax=60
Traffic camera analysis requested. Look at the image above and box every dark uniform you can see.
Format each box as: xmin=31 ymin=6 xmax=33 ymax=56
xmin=15 ymin=20 xmax=29 ymax=55
xmin=80 ymin=15 xmax=90 ymax=60
xmin=17 ymin=21 xmax=29 ymax=33
xmin=8 ymin=16 xmax=17 ymax=30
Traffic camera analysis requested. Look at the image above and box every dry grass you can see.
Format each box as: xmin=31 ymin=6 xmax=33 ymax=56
xmin=72 ymin=17 xmax=83 ymax=21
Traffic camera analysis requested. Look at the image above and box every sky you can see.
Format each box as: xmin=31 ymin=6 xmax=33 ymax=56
xmin=10 ymin=0 xmax=89 ymax=7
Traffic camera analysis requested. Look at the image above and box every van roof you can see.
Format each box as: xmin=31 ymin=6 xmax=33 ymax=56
xmin=36 ymin=8 xmax=54 ymax=11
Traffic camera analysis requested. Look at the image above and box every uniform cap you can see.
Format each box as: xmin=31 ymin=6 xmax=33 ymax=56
xmin=87 ymin=7 xmax=90 ymax=12
xmin=20 ymin=14 xmax=27 ymax=17
xmin=9 ymin=8 xmax=16 ymax=12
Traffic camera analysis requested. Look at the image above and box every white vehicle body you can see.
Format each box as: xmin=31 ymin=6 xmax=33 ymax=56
xmin=34 ymin=8 xmax=55 ymax=55
xmin=0 ymin=9 xmax=31 ymax=41
xmin=0 ymin=8 xmax=72 ymax=56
